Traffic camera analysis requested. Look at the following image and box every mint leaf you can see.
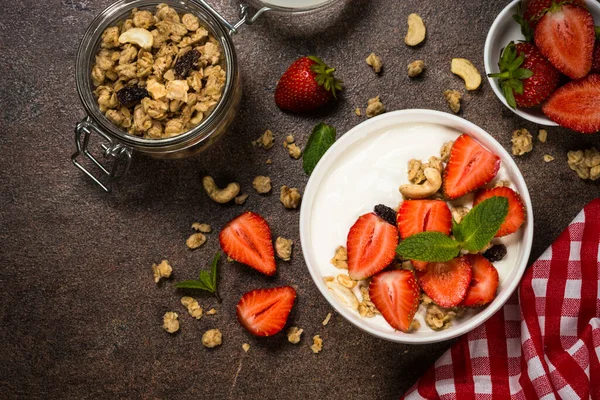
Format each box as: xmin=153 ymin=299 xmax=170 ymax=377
xmin=303 ymin=123 xmax=336 ymax=175
xmin=175 ymin=252 xmax=221 ymax=302
xmin=396 ymin=232 xmax=461 ymax=262
xmin=454 ymin=196 xmax=509 ymax=252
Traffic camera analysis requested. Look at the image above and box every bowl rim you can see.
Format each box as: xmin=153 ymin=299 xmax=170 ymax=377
xmin=299 ymin=109 xmax=534 ymax=344
xmin=484 ymin=0 xmax=600 ymax=126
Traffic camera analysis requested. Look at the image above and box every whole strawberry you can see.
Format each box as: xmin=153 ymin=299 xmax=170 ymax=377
xmin=275 ymin=56 xmax=343 ymax=112
xmin=489 ymin=41 xmax=559 ymax=108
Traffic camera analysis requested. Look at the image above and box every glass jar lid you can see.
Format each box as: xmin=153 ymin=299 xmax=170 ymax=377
xmin=250 ymin=0 xmax=339 ymax=12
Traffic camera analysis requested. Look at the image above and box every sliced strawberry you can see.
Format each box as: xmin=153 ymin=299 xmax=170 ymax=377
xmin=542 ymin=74 xmax=600 ymax=134
xmin=397 ymin=200 xmax=452 ymax=271
xmin=347 ymin=213 xmax=398 ymax=280
xmin=443 ymin=134 xmax=500 ymax=200
xmin=236 ymin=286 xmax=296 ymax=336
xmin=474 ymin=187 xmax=526 ymax=237
xmin=219 ymin=212 xmax=276 ymax=276
xmin=461 ymin=255 xmax=500 ymax=308
xmin=416 ymin=257 xmax=472 ymax=308
xmin=369 ymin=270 xmax=420 ymax=332
xmin=534 ymin=4 xmax=595 ymax=79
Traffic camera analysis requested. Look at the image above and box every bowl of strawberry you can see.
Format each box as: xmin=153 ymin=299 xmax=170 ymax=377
xmin=299 ymin=109 xmax=534 ymax=343
xmin=485 ymin=0 xmax=600 ymax=133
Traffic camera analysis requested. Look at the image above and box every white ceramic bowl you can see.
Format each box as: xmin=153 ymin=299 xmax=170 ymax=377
xmin=484 ymin=0 xmax=600 ymax=126
xmin=299 ymin=109 xmax=534 ymax=344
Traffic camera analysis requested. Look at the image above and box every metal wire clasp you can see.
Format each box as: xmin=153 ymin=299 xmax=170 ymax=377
xmin=193 ymin=1 xmax=270 ymax=34
xmin=71 ymin=117 xmax=132 ymax=193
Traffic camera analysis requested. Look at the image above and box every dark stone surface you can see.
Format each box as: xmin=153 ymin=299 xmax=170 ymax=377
xmin=1 ymin=0 xmax=598 ymax=399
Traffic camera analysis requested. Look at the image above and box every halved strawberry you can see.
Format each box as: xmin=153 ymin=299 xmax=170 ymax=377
xmin=473 ymin=187 xmax=526 ymax=237
xmin=236 ymin=286 xmax=296 ymax=336
xmin=524 ymin=0 xmax=585 ymax=29
xmin=542 ymin=74 xmax=600 ymax=134
xmin=416 ymin=257 xmax=472 ymax=308
xmin=443 ymin=134 xmax=500 ymax=200
xmin=347 ymin=213 xmax=398 ymax=280
xmin=397 ymin=200 xmax=452 ymax=271
xmin=369 ymin=270 xmax=420 ymax=332
xmin=461 ymin=255 xmax=499 ymax=308
xmin=219 ymin=212 xmax=276 ymax=276
xmin=534 ymin=3 xmax=595 ymax=79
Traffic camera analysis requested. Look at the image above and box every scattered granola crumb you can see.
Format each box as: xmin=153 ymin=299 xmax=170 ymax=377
xmin=227 ymin=256 xmax=234 ymax=262
xmin=186 ymin=233 xmax=206 ymax=250
xmin=451 ymin=206 xmax=470 ymax=224
xmin=358 ymin=286 xmax=380 ymax=318
xmin=407 ymin=159 xmax=426 ymax=184
xmin=322 ymin=313 xmax=332 ymax=326
xmin=440 ymin=141 xmax=454 ymax=162
xmin=543 ymin=154 xmax=555 ymax=162
xmin=511 ymin=128 xmax=533 ymax=156
xmin=365 ymin=52 xmax=383 ymax=74
xmin=366 ymin=96 xmax=385 ymax=118
xmin=152 ymin=260 xmax=172 ymax=283
xmin=538 ymin=129 xmax=548 ymax=143
xmin=425 ymin=303 xmax=461 ymax=331
xmin=206 ymin=308 xmax=217 ymax=315
xmin=242 ymin=343 xmax=250 ymax=352
xmin=336 ymin=274 xmax=357 ymax=289
xmin=444 ymin=90 xmax=461 ymax=113
xmin=567 ymin=147 xmax=600 ymax=180
xmin=495 ymin=180 xmax=511 ymax=188
xmin=354 ymin=107 xmax=361 ymax=116
xmin=181 ymin=296 xmax=203 ymax=319
xmin=234 ymin=193 xmax=248 ymax=205
xmin=310 ymin=335 xmax=323 ymax=353
xmin=275 ymin=237 xmax=293 ymax=261
xmin=191 ymin=223 xmax=211 ymax=233
xmin=202 ymin=329 xmax=222 ymax=348
xmin=280 ymin=186 xmax=302 ymax=209
xmin=285 ymin=135 xmax=295 ymax=144
xmin=409 ymin=319 xmax=421 ymax=332
xmin=287 ymin=326 xmax=303 ymax=344
xmin=330 ymin=246 xmax=348 ymax=269
xmin=252 ymin=175 xmax=272 ymax=194
xmin=252 ymin=129 xmax=274 ymax=149
xmin=266 ymin=158 xmax=272 ymax=165
xmin=163 ymin=312 xmax=179 ymax=334
xmin=407 ymin=60 xmax=425 ymax=77
xmin=286 ymin=143 xmax=302 ymax=159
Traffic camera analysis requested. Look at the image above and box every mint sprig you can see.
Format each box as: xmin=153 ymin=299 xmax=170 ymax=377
xmin=303 ymin=123 xmax=336 ymax=175
xmin=175 ymin=252 xmax=221 ymax=302
xmin=396 ymin=196 xmax=509 ymax=262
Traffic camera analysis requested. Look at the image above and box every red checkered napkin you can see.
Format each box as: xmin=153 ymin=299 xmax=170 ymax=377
xmin=403 ymin=199 xmax=600 ymax=400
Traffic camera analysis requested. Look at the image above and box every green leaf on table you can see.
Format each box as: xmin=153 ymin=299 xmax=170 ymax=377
xmin=302 ymin=123 xmax=336 ymax=175
xmin=453 ymin=196 xmax=509 ymax=252
xmin=396 ymin=232 xmax=461 ymax=262
xmin=175 ymin=252 xmax=221 ymax=302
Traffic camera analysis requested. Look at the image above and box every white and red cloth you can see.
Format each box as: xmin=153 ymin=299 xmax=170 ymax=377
xmin=403 ymin=199 xmax=600 ymax=400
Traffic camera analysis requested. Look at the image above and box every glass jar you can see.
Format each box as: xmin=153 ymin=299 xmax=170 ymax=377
xmin=72 ymin=0 xmax=338 ymax=192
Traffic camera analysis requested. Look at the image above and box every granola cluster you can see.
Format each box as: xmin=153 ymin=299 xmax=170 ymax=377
xmin=568 ymin=147 xmax=600 ymax=181
xmin=92 ymin=4 xmax=226 ymax=139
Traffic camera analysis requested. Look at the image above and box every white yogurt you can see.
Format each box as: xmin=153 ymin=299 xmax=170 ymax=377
xmin=308 ymin=122 xmax=524 ymax=334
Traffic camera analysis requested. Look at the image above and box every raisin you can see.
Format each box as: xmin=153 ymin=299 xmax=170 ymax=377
xmin=116 ymin=87 xmax=149 ymax=107
xmin=174 ymin=49 xmax=200 ymax=78
xmin=374 ymin=204 xmax=397 ymax=226
xmin=482 ymin=244 xmax=507 ymax=263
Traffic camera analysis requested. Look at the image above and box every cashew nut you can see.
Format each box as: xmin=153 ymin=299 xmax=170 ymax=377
xmin=399 ymin=167 xmax=442 ymax=199
xmin=202 ymin=176 xmax=240 ymax=203
xmin=118 ymin=28 xmax=154 ymax=50
xmin=405 ymin=13 xmax=426 ymax=46
xmin=451 ymin=58 xmax=482 ymax=91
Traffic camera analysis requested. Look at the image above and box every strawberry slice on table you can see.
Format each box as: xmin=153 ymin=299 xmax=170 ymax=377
xmin=461 ymin=255 xmax=500 ymax=308
xmin=416 ymin=256 xmax=472 ymax=308
xmin=534 ymin=3 xmax=595 ymax=79
xmin=347 ymin=213 xmax=398 ymax=280
xmin=474 ymin=187 xmax=526 ymax=237
xmin=236 ymin=286 xmax=296 ymax=336
xmin=397 ymin=200 xmax=452 ymax=271
xmin=542 ymin=74 xmax=600 ymax=134
xmin=443 ymin=134 xmax=500 ymax=200
xmin=274 ymin=56 xmax=343 ymax=113
xmin=488 ymin=42 xmax=559 ymax=108
xmin=369 ymin=270 xmax=420 ymax=332
xmin=219 ymin=212 xmax=276 ymax=276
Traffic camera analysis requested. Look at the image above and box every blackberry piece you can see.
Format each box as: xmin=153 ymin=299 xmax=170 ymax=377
xmin=483 ymin=244 xmax=507 ymax=263
xmin=116 ymin=87 xmax=149 ymax=107
xmin=174 ymin=49 xmax=200 ymax=78
xmin=374 ymin=204 xmax=396 ymax=226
